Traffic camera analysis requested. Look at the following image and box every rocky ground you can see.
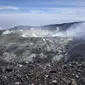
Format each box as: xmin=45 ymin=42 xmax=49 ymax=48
xmin=0 ymin=34 xmax=85 ymax=85
xmin=0 ymin=52 xmax=85 ymax=85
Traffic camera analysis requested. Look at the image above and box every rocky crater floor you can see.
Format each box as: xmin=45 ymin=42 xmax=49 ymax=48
xmin=0 ymin=34 xmax=85 ymax=85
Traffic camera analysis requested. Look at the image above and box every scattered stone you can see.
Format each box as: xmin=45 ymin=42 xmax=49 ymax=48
xmin=75 ymin=75 xmax=79 ymax=78
xmin=71 ymin=79 xmax=77 ymax=85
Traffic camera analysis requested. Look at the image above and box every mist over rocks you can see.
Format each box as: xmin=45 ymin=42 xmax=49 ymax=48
xmin=0 ymin=21 xmax=85 ymax=85
xmin=0 ymin=21 xmax=85 ymax=38
xmin=0 ymin=21 xmax=85 ymax=63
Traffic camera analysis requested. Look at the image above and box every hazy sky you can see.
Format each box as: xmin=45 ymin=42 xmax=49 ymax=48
xmin=0 ymin=0 xmax=85 ymax=29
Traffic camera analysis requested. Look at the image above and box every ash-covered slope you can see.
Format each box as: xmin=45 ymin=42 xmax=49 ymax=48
xmin=0 ymin=37 xmax=71 ymax=63
xmin=0 ymin=21 xmax=85 ymax=63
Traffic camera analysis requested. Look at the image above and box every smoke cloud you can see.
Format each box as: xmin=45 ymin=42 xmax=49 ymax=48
xmin=53 ymin=22 xmax=85 ymax=38
xmin=66 ymin=22 xmax=85 ymax=37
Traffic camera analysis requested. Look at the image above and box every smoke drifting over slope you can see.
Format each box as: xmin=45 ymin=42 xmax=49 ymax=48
xmin=53 ymin=22 xmax=85 ymax=38
xmin=1 ymin=21 xmax=85 ymax=38
xmin=66 ymin=22 xmax=85 ymax=37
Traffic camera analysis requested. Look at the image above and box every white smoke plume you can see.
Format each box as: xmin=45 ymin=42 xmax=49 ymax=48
xmin=66 ymin=23 xmax=85 ymax=38
xmin=21 ymin=23 xmax=85 ymax=38
xmin=53 ymin=22 xmax=85 ymax=38
xmin=2 ymin=22 xmax=85 ymax=38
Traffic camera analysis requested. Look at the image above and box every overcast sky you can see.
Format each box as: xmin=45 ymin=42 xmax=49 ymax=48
xmin=0 ymin=0 xmax=85 ymax=29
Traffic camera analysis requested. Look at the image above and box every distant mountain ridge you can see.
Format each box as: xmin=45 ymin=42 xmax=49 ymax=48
xmin=41 ymin=21 xmax=85 ymax=31
xmin=9 ymin=21 xmax=85 ymax=31
xmin=0 ymin=21 xmax=85 ymax=37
